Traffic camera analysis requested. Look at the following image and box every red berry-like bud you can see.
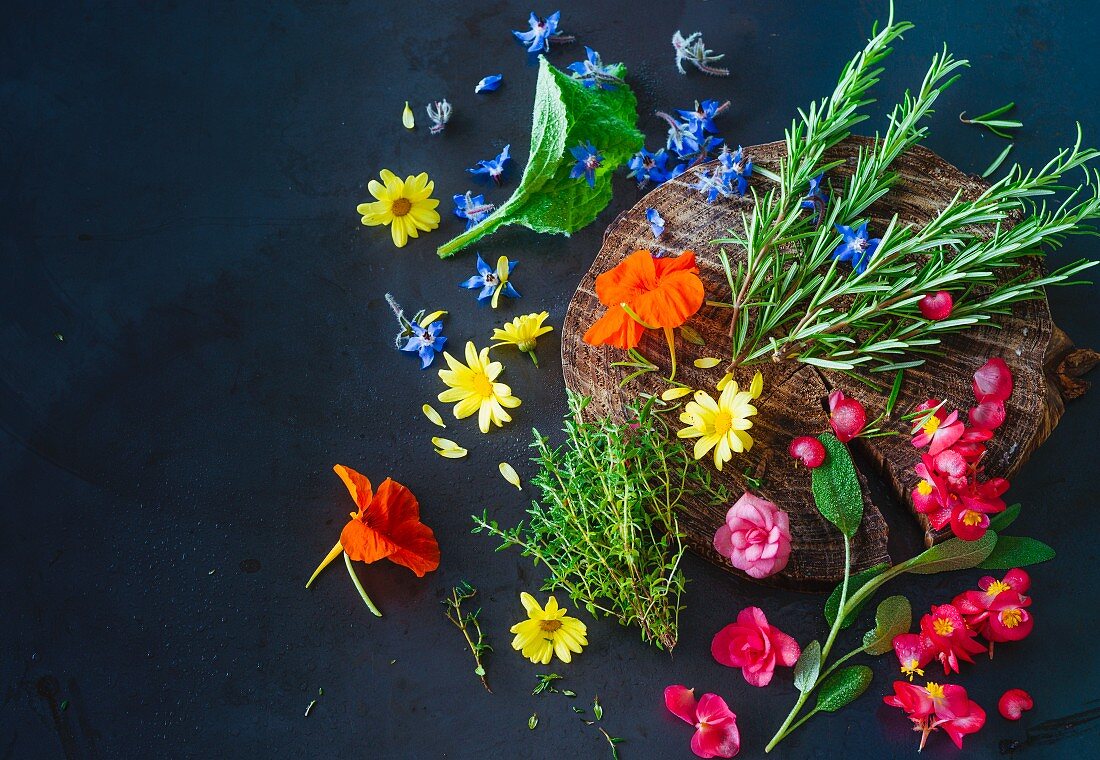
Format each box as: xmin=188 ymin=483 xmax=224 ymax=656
xmin=998 ymin=688 xmax=1034 ymax=721
xmin=918 ymin=291 xmax=954 ymax=321
xmin=789 ymin=436 xmax=826 ymax=468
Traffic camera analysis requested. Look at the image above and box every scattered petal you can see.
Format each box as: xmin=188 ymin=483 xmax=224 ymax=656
xmin=475 ymin=74 xmax=503 ymax=93
xmin=998 ymin=689 xmax=1033 ymax=720
xmin=419 ymin=310 xmax=448 ymax=328
xmin=661 ymin=387 xmax=693 ymax=401
xmin=422 ymin=404 xmax=447 ymax=428
xmin=693 ymin=357 xmax=722 ymax=369
xmin=402 ymin=101 xmax=415 ymax=129
xmin=499 ymin=462 xmax=522 ymax=490
xmin=646 ymin=207 xmax=666 ymax=238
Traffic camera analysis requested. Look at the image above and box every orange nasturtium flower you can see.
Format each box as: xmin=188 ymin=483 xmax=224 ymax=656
xmin=582 ymin=249 xmax=704 ymax=377
xmin=306 ymin=464 xmax=440 ymax=616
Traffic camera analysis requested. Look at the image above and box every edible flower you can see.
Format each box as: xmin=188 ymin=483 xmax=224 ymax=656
xmin=800 ymin=172 xmax=829 ymax=224
xmin=719 ymin=146 xmax=752 ymax=196
xmin=306 ymin=465 xmax=440 ymax=616
xmin=401 ymin=319 xmax=447 ymax=369
xmin=453 ymin=191 xmax=496 ymax=230
xmin=892 ymin=632 xmax=932 ymax=681
xmin=953 ymin=568 xmax=1033 ymax=649
xmin=664 ymin=685 xmax=741 ymax=759
xmin=677 ymin=99 xmax=730 ymax=135
xmin=998 ymin=689 xmax=1033 ymax=721
xmin=357 ymin=169 xmax=441 ymax=248
xmin=884 ymin=681 xmax=986 ymax=750
xmin=911 ymin=402 xmax=965 ymax=455
xmin=628 ymin=147 xmax=684 ymax=187
xmin=492 ymin=311 xmax=554 ymax=365
xmin=460 ymin=254 xmax=520 ymax=308
xmin=438 ymin=341 xmax=522 ymax=433
xmin=672 ymin=31 xmax=730 ymax=76
xmin=678 ymin=374 xmax=763 ymax=471
xmin=510 ymin=592 xmax=587 ymax=664
xmin=713 ymin=492 xmax=791 ymax=579
xmin=425 ymin=99 xmax=452 ymax=135
xmin=512 ymin=11 xmax=573 ymax=54
xmin=569 ymin=141 xmax=603 ymax=188
xmin=432 ymin=437 xmax=468 ymax=458
xmin=468 ymin=144 xmax=511 ymax=186
xmin=830 ymin=222 xmax=880 ymax=275
xmin=567 ymin=46 xmax=623 ymax=89
xmin=646 ymin=208 xmax=666 ymax=238
xmin=969 ymin=357 xmax=1013 ymax=432
xmin=711 ymin=606 xmax=800 ymax=687
xmin=475 ymin=74 xmax=503 ymax=93
xmin=919 ymin=603 xmax=986 ymax=674
xmin=918 ymin=291 xmax=954 ymax=320
xmin=827 ymin=389 xmax=867 ymax=442
xmin=788 ymin=436 xmax=826 ymax=468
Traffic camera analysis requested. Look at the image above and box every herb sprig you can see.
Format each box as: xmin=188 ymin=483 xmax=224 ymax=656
xmin=442 ymin=582 xmax=493 ymax=693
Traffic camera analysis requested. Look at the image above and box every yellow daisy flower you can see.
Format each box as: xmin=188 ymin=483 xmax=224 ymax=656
xmin=510 ymin=592 xmax=588 ymax=664
xmin=357 ymin=169 xmax=440 ymax=248
xmin=677 ymin=371 xmax=764 ymax=471
xmin=491 ymin=311 xmax=554 ymax=365
xmin=437 ymin=341 xmax=522 ymax=433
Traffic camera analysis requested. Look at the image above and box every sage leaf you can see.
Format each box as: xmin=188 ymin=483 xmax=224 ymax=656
xmin=987 ymin=503 xmax=1021 ymax=533
xmin=977 ymin=535 xmax=1055 ymax=569
xmin=814 ymin=665 xmax=873 ymax=712
xmin=810 ymin=433 xmax=864 ymax=538
xmin=793 ymin=640 xmax=822 ymax=693
xmin=905 ymin=531 xmax=996 ymax=574
xmin=824 ymin=563 xmax=889 ymax=629
xmin=437 ymin=57 xmax=643 ymax=257
xmin=861 ymin=595 xmax=912 ymax=655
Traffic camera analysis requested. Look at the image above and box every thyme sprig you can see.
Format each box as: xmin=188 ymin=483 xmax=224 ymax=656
xmin=442 ymin=582 xmax=493 ymax=693
xmin=473 ymin=393 xmax=727 ymax=650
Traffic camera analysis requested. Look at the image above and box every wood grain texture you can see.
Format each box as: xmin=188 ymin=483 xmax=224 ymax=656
xmin=562 ymin=136 xmax=1088 ymax=590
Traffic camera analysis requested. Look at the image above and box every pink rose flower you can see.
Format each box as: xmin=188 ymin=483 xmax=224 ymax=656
xmin=711 ymin=607 xmax=800 ymax=687
xmin=713 ymin=493 xmax=791 ymax=579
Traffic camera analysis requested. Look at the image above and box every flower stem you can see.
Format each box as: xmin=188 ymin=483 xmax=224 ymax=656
xmin=343 ymin=552 xmax=382 ymax=617
xmin=306 ymin=541 xmax=343 ymax=588
xmin=663 ymin=326 xmax=678 ymax=381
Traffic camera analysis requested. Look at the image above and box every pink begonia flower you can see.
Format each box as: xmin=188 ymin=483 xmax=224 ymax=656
xmin=827 ymin=390 xmax=866 ymax=442
xmin=972 ymin=357 xmax=1014 ymax=402
xmin=884 ymin=681 xmax=986 ymax=751
xmin=711 ymin=607 xmax=800 ymax=687
xmin=892 ymin=632 xmax=932 ymax=681
xmin=933 ymin=687 xmax=987 ymax=749
xmin=664 ymin=685 xmax=740 ymax=758
xmin=998 ymin=688 xmax=1033 ymax=720
xmin=953 ymin=568 xmax=1033 ymax=646
xmin=713 ymin=493 xmax=791 ymax=579
xmin=919 ymin=603 xmax=986 ymax=674
xmin=911 ymin=403 xmax=965 ymax=456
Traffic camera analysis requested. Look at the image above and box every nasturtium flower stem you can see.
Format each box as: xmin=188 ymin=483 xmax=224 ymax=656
xmin=663 ymin=326 xmax=678 ymax=381
xmin=344 ymin=552 xmax=382 ymax=617
xmin=306 ymin=541 xmax=344 ymax=588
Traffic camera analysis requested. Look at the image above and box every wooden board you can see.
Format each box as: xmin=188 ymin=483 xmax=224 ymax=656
xmin=561 ymin=136 xmax=1096 ymax=591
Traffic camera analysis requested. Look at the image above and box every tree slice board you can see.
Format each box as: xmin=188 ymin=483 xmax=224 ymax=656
xmin=561 ymin=136 xmax=1093 ymax=591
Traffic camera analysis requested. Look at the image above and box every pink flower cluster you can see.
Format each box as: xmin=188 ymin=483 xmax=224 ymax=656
xmin=883 ymin=680 xmax=986 ymax=751
xmin=909 ymin=357 xmax=1014 ymax=541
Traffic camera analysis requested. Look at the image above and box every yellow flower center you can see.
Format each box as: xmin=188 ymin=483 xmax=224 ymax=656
xmin=713 ymin=410 xmax=733 ymax=435
xmin=932 ymin=617 xmax=954 ymax=636
xmin=986 ymin=580 xmax=1012 ymax=595
xmin=1000 ymin=608 xmax=1023 ymax=628
xmin=471 ymin=373 xmax=494 ymax=398
xmin=917 ymin=479 xmax=933 ymax=496
xmin=391 ymin=197 xmax=412 ymax=217
xmin=922 ymin=415 xmax=941 ymax=437
xmin=539 ymin=619 xmax=563 ymax=632
xmin=962 ymin=510 xmax=983 ymax=526
xmin=925 ymin=682 xmax=946 ymax=700
xmin=902 ymin=659 xmax=924 ymax=680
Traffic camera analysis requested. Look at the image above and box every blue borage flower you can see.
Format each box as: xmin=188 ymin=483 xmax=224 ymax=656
xmin=467 ymin=145 xmax=511 ymax=186
xmin=453 ymin=191 xmax=496 ymax=230
xmin=402 ymin=320 xmax=447 ymax=369
xmin=475 ymin=74 xmax=503 ymax=94
xmin=569 ymin=141 xmax=603 ymax=188
xmin=801 ymin=172 xmax=829 ymax=225
xmin=460 ymin=254 xmax=521 ymax=308
xmin=646 ymin=208 xmax=666 ymax=238
xmin=677 ymin=99 xmax=730 ymax=135
xmin=566 ymin=47 xmax=624 ymax=90
xmin=831 ymin=222 xmax=881 ymax=275
xmin=655 ymin=110 xmax=726 ymax=166
xmin=512 ymin=11 xmax=574 ymax=54
xmin=718 ymin=145 xmax=752 ymax=196
xmin=628 ymin=147 xmax=684 ymax=188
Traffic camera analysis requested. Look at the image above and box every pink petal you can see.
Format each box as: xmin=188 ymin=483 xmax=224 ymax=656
xmin=713 ymin=524 xmax=734 ymax=557
xmin=973 ymin=357 xmax=1013 ymax=402
xmin=664 ymin=684 xmax=698 ymax=725
xmin=769 ymin=626 xmax=802 ymax=667
xmin=997 ymin=688 xmax=1033 ymax=721
xmin=969 ymin=400 xmax=1006 ymax=430
xmin=691 ymin=694 xmax=741 ymax=758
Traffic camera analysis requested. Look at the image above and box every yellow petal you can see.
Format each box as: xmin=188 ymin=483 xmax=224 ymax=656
xmin=750 ymin=371 xmax=764 ymax=398
xmin=422 ymin=404 xmax=446 ymax=428
xmin=499 ymin=462 xmax=522 ymax=490
xmin=661 ymin=387 xmax=693 ymax=401
xmin=693 ymin=357 xmax=722 ymax=369
xmin=402 ymin=101 xmax=415 ymax=129
xmin=431 ymin=436 xmax=463 ymax=450
xmin=418 ymin=310 xmax=447 ymax=327
xmin=435 ymin=447 xmax=468 ymax=459
xmin=716 ymin=372 xmax=733 ymax=391
xmin=495 ymin=256 xmax=510 ymax=281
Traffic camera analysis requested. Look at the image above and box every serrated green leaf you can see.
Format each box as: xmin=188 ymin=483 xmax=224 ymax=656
xmin=810 ymin=433 xmax=864 ymax=538
xmin=905 ymin=531 xmax=997 ymax=574
xmin=793 ymin=640 xmax=821 ymax=693
xmin=825 ymin=563 xmax=890 ymax=629
xmin=988 ymin=503 xmax=1022 ymax=533
xmin=977 ymin=535 xmax=1055 ymax=569
xmin=814 ymin=665 xmax=873 ymax=712
xmin=438 ymin=57 xmax=643 ymax=257
xmin=861 ymin=595 xmax=912 ymax=655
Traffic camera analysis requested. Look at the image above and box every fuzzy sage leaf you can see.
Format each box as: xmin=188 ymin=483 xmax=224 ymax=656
xmin=793 ymin=640 xmax=822 ymax=694
xmin=904 ymin=531 xmax=997 ymax=575
xmin=978 ymin=535 xmax=1055 ymax=569
xmin=815 ymin=665 xmax=873 ymax=712
xmin=810 ymin=433 xmax=863 ymax=538
xmin=861 ymin=595 xmax=912 ymax=655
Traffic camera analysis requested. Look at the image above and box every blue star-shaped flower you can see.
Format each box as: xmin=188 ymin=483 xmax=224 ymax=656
xmin=512 ymin=11 xmax=570 ymax=53
xmin=453 ymin=191 xmax=496 ymax=231
xmin=569 ymin=141 xmax=603 ymax=188
xmin=691 ymin=167 xmax=731 ymax=203
xmin=831 ymin=222 xmax=880 ymax=275
xmin=460 ymin=254 xmax=521 ymax=307
xmin=717 ymin=145 xmax=752 ymax=196
xmin=676 ymin=99 xmax=729 ymax=135
xmin=646 ymin=208 xmax=666 ymax=238
xmin=677 ymin=132 xmax=725 ymax=165
xmin=566 ymin=46 xmax=623 ymax=90
xmin=800 ymin=173 xmax=829 ymax=224
xmin=401 ymin=320 xmax=447 ymax=369
xmin=475 ymin=74 xmax=503 ymax=94
xmin=467 ymin=144 xmax=511 ymax=186
xmin=627 ymin=147 xmax=684 ymax=187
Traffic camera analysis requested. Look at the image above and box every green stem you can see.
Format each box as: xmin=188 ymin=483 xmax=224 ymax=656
xmin=344 ymin=552 xmax=382 ymax=617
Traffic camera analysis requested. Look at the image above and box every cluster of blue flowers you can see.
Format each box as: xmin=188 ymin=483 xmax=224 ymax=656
xmin=692 ymin=145 xmax=753 ymax=203
xmin=628 ymin=99 xmax=731 ymax=188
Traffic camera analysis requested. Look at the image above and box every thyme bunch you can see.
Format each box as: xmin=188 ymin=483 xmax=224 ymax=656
xmin=473 ymin=393 xmax=727 ymax=650
xmin=442 ymin=582 xmax=492 ymax=692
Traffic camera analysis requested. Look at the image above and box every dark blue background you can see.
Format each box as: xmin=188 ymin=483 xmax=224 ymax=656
xmin=2 ymin=1 xmax=1098 ymax=757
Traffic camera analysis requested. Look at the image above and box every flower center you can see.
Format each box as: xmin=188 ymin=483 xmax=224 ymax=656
xmin=902 ymin=659 xmax=924 ymax=680
xmin=391 ymin=197 xmax=412 ymax=217
xmin=1000 ymin=608 xmax=1023 ymax=628
xmin=539 ymin=619 xmax=562 ymax=632
xmin=986 ymin=580 xmax=1012 ymax=595
xmin=932 ymin=617 xmax=954 ymax=636
xmin=925 ymin=682 xmax=946 ymax=700
xmin=962 ymin=510 xmax=983 ymax=526
xmin=713 ymin=410 xmax=733 ymax=435
xmin=917 ymin=479 xmax=934 ymax=496
xmin=585 ymin=155 xmax=601 ymax=171
xmin=922 ymin=415 xmax=942 ymax=436
xmin=472 ymin=373 xmax=494 ymax=398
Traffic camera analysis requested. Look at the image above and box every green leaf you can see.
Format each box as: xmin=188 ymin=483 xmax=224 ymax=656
xmin=810 ymin=433 xmax=864 ymax=538
xmin=861 ymin=595 xmax=912 ymax=655
xmin=825 ymin=563 xmax=889 ymax=629
xmin=904 ymin=531 xmax=997 ymax=574
xmin=988 ymin=503 xmax=1022 ymax=533
xmin=978 ymin=535 xmax=1055 ymax=569
xmin=438 ymin=57 xmax=643 ymax=257
xmin=814 ymin=665 xmax=873 ymax=712
xmin=793 ymin=640 xmax=822 ymax=693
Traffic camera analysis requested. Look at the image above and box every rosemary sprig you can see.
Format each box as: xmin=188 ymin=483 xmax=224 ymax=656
xmin=960 ymin=101 xmax=1021 ymax=139
xmin=442 ymin=581 xmax=492 ymax=693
